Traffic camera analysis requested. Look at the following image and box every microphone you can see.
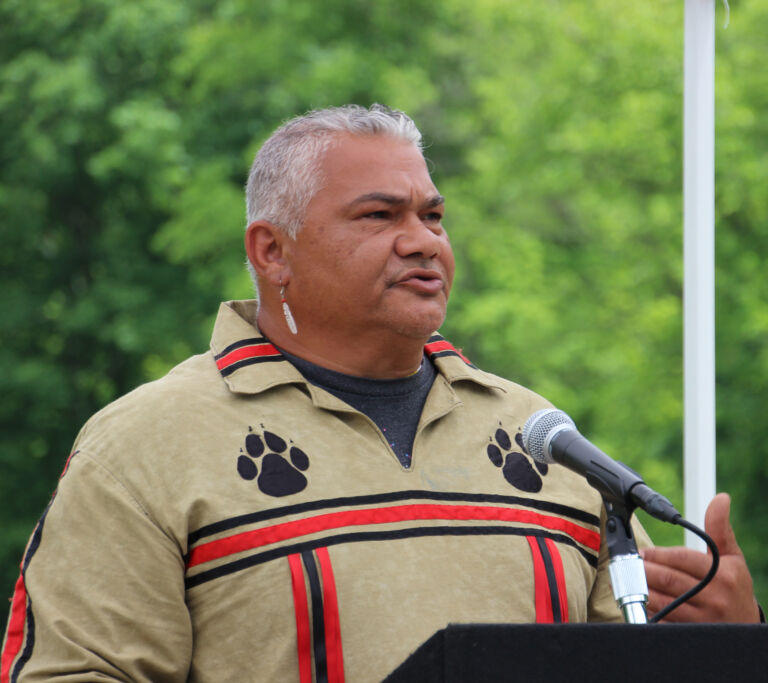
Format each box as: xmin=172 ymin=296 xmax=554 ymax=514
xmin=522 ymin=408 xmax=681 ymax=523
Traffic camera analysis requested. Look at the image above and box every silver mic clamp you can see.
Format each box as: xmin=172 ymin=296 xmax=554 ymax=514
xmin=608 ymin=552 xmax=648 ymax=624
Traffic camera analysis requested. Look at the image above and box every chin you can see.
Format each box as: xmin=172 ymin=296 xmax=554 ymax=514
xmin=389 ymin=310 xmax=447 ymax=340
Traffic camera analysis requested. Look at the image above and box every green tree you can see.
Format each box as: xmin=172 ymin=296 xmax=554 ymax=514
xmin=0 ymin=0 xmax=223 ymax=604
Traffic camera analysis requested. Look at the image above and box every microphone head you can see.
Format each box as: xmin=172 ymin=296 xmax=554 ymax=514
xmin=522 ymin=408 xmax=576 ymax=464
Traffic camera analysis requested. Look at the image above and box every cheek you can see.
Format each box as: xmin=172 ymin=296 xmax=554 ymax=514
xmin=441 ymin=239 xmax=456 ymax=279
xmin=300 ymin=227 xmax=396 ymax=286
xmin=348 ymin=235 xmax=397 ymax=268
xmin=304 ymin=232 xmax=355 ymax=269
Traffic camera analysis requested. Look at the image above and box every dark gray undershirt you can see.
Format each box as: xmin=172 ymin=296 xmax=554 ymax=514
xmin=278 ymin=348 xmax=436 ymax=469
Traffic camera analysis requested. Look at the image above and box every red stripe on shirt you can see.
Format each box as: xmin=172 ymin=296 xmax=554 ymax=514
xmin=527 ymin=537 xmax=554 ymax=623
xmin=424 ymin=340 xmax=471 ymax=365
xmin=215 ymin=343 xmax=280 ymax=371
xmin=316 ymin=548 xmax=345 ymax=683
xmin=1 ymin=573 xmax=28 ymax=683
xmin=288 ymin=554 xmax=312 ymax=683
xmin=545 ymin=537 xmax=569 ymax=623
xmin=59 ymin=450 xmax=78 ymax=480
xmin=187 ymin=503 xmax=599 ymax=568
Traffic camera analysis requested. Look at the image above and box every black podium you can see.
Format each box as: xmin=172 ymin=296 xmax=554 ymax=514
xmin=384 ymin=623 xmax=768 ymax=682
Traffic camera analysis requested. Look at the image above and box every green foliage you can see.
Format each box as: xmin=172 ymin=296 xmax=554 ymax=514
xmin=3 ymin=0 xmax=767 ymax=620
xmin=712 ymin=3 xmax=768 ymax=591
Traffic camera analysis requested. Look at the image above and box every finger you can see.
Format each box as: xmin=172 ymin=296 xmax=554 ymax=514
xmin=645 ymin=586 xmax=671 ymax=615
xmin=646 ymin=588 xmax=707 ymax=623
xmin=641 ymin=546 xmax=712 ymax=580
xmin=643 ymin=557 xmax=705 ymax=599
xmin=705 ymin=493 xmax=742 ymax=558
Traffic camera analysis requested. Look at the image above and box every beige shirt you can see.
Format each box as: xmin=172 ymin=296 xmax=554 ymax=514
xmin=2 ymin=300 xmax=647 ymax=682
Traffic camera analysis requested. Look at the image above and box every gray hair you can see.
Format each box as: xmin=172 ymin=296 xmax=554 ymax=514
xmin=245 ymin=104 xmax=423 ymax=240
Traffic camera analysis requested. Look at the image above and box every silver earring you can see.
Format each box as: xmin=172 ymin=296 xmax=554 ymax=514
xmin=280 ymin=283 xmax=298 ymax=335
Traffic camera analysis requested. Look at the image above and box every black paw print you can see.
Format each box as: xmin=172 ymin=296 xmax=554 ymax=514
xmin=236 ymin=427 xmax=310 ymax=497
xmin=486 ymin=425 xmax=548 ymax=493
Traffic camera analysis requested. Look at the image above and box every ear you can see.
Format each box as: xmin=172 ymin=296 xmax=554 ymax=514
xmin=245 ymin=220 xmax=292 ymax=286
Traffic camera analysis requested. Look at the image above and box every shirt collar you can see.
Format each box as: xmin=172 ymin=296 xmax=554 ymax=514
xmin=209 ymin=300 xmax=506 ymax=395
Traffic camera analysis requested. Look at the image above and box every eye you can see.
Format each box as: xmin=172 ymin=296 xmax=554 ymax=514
xmin=362 ymin=210 xmax=391 ymax=220
xmin=422 ymin=211 xmax=444 ymax=223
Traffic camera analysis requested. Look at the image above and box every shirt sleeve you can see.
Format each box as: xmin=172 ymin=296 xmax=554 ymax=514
xmin=1 ymin=451 xmax=193 ymax=682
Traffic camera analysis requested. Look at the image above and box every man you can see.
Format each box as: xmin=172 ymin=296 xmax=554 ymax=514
xmin=2 ymin=105 xmax=760 ymax=682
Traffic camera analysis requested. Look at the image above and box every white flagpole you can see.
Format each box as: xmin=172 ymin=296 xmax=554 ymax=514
xmin=683 ymin=0 xmax=716 ymax=549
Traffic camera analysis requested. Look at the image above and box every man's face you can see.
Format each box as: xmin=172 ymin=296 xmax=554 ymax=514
xmin=284 ymin=134 xmax=455 ymax=343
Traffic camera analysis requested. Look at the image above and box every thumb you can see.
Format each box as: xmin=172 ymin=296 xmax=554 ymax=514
xmin=704 ymin=492 xmax=742 ymax=557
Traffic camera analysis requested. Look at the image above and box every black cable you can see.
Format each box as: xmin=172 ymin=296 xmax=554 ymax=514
xmin=648 ymin=517 xmax=720 ymax=623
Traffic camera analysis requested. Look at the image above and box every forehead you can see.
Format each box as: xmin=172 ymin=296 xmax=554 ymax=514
xmin=316 ymin=134 xmax=437 ymax=201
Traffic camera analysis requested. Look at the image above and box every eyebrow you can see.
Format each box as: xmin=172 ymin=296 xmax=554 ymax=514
xmin=349 ymin=192 xmax=445 ymax=210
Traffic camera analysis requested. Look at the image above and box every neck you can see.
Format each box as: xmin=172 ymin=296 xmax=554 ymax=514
xmin=257 ymin=306 xmax=428 ymax=379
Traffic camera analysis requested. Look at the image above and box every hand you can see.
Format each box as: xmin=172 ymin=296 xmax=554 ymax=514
xmin=641 ymin=493 xmax=761 ymax=623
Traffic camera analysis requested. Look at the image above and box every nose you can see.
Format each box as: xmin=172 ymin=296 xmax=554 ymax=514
xmin=394 ymin=212 xmax=445 ymax=259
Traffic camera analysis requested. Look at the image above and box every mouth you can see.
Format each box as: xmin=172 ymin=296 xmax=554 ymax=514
xmin=392 ymin=269 xmax=445 ymax=295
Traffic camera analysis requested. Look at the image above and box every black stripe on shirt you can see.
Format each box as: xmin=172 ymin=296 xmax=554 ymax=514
xmin=10 ymin=494 xmax=56 ymax=682
xmin=11 ymin=605 xmax=35 ymax=683
xmin=214 ymin=337 xmax=272 ymax=360
xmin=219 ymin=355 xmax=285 ymax=376
xmin=187 ymin=490 xmax=600 ymax=546
xmin=185 ymin=525 xmax=597 ymax=589
xmin=302 ymin=551 xmax=328 ymax=683
xmin=427 ymin=349 xmax=469 ymax=361
xmin=537 ymin=536 xmax=563 ymax=624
